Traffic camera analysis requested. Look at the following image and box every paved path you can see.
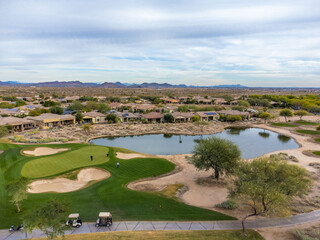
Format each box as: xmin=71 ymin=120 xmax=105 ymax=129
xmin=1 ymin=209 xmax=319 ymax=240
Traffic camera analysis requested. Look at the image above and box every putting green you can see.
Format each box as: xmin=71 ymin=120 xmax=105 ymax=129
xmin=21 ymin=146 xmax=109 ymax=178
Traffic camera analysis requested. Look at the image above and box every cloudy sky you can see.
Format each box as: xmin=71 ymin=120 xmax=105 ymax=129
xmin=0 ymin=0 xmax=320 ymax=87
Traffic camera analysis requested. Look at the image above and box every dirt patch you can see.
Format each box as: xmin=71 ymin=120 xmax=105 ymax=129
xmin=22 ymin=147 xmax=70 ymax=156
xmin=28 ymin=168 xmax=110 ymax=193
xmin=257 ymin=220 xmax=320 ymax=240
xmin=0 ymin=150 xmax=3 ymax=154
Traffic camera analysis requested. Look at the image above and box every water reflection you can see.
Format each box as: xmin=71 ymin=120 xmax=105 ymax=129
xmin=163 ymin=133 xmax=173 ymax=138
xmin=258 ymin=132 xmax=270 ymax=138
xmin=278 ymin=135 xmax=291 ymax=143
xmin=226 ymin=127 xmax=247 ymax=135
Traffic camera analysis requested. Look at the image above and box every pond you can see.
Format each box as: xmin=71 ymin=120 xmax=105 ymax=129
xmin=89 ymin=127 xmax=299 ymax=159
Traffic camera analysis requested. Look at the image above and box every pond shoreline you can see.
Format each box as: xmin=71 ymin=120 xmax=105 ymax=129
xmin=89 ymin=126 xmax=299 ymax=158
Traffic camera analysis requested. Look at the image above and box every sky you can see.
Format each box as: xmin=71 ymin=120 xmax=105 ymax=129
xmin=0 ymin=0 xmax=320 ymax=87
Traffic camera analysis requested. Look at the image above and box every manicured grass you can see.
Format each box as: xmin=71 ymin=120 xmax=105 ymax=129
xmin=315 ymin=139 xmax=320 ymax=143
xmin=0 ymin=143 xmax=234 ymax=229
xmin=313 ymin=151 xmax=320 ymax=156
xmin=271 ymin=123 xmax=298 ymax=127
xmin=295 ymin=120 xmax=318 ymax=126
xmin=34 ymin=230 xmax=264 ymax=240
xmin=296 ymin=130 xmax=320 ymax=135
xmin=21 ymin=146 xmax=109 ymax=178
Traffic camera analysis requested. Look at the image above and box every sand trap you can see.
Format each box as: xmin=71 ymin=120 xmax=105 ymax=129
xmin=116 ymin=152 xmax=152 ymax=159
xmin=0 ymin=150 xmax=3 ymax=154
xmin=28 ymin=168 xmax=110 ymax=193
xmin=22 ymin=147 xmax=70 ymax=156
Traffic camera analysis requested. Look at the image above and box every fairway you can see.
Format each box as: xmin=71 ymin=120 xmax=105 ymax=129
xmin=21 ymin=146 xmax=109 ymax=178
xmin=0 ymin=143 xmax=234 ymax=229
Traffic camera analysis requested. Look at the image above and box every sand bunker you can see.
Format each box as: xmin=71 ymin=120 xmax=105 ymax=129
xmin=116 ymin=152 xmax=151 ymax=159
xmin=22 ymin=147 xmax=70 ymax=156
xmin=28 ymin=168 xmax=110 ymax=193
xmin=0 ymin=150 xmax=3 ymax=154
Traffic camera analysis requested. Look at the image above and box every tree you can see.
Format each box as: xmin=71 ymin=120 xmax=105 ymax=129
xmin=0 ymin=125 xmax=10 ymax=137
xmin=238 ymin=100 xmax=250 ymax=108
xmin=279 ymin=109 xmax=293 ymax=122
xmin=24 ymin=198 xmax=70 ymax=240
xmin=229 ymin=156 xmax=311 ymax=236
xmin=164 ymin=113 xmax=174 ymax=123
xmin=231 ymin=106 xmax=244 ymax=112
xmin=50 ymin=106 xmax=64 ymax=115
xmin=28 ymin=108 xmax=50 ymax=116
xmin=42 ymin=100 xmax=57 ymax=107
xmin=192 ymin=115 xmax=199 ymax=122
xmin=75 ymin=111 xmax=83 ymax=123
xmin=178 ymin=105 xmax=189 ymax=112
xmin=67 ymin=101 xmax=84 ymax=111
xmin=6 ymin=177 xmax=29 ymax=212
xmin=294 ymin=110 xmax=308 ymax=120
xmin=105 ymin=113 xmax=117 ymax=123
xmin=86 ymin=101 xmax=99 ymax=110
xmin=259 ymin=112 xmax=272 ymax=123
xmin=98 ymin=103 xmax=110 ymax=113
xmin=188 ymin=136 xmax=241 ymax=180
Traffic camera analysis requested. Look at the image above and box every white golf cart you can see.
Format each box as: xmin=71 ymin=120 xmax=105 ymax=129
xmin=66 ymin=213 xmax=82 ymax=228
xmin=95 ymin=212 xmax=112 ymax=227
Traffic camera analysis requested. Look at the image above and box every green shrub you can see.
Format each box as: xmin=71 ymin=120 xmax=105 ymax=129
xmin=225 ymin=115 xmax=242 ymax=122
xmin=215 ymin=200 xmax=238 ymax=210
xmin=317 ymin=125 xmax=320 ymax=131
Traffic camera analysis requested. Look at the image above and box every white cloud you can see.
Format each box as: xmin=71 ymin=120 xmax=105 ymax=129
xmin=0 ymin=0 xmax=319 ymax=86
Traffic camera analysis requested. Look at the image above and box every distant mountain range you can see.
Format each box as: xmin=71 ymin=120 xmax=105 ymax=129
xmin=0 ymin=81 xmax=249 ymax=89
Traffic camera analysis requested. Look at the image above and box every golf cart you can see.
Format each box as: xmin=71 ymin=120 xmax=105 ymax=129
xmin=66 ymin=213 xmax=82 ymax=228
xmin=95 ymin=212 xmax=112 ymax=227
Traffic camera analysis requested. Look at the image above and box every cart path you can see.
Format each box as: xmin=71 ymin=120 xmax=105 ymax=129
xmin=1 ymin=209 xmax=319 ymax=240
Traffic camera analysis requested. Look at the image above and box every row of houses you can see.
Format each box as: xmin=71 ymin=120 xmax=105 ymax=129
xmin=0 ymin=109 xmax=252 ymax=132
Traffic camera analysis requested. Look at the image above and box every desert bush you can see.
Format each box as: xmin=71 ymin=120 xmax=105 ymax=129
xmin=294 ymin=230 xmax=318 ymax=240
xmin=215 ymin=200 xmax=238 ymax=210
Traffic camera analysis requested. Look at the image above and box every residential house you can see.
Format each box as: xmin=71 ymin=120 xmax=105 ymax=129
xmin=0 ymin=117 xmax=36 ymax=131
xmin=161 ymin=97 xmax=180 ymax=104
xmin=196 ymin=111 xmax=219 ymax=121
xmin=135 ymin=104 xmax=156 ymax=113
xmin=116 ymin=112 xmax=140 ymax=122
xmin=27 ymin=113 xmax=75 ymax=129
xmin=82 ymin=112 xmax=106 ymax=124
xmin=194 ymin=96 xmax=213 ymax=104
xmin=0 ymin=108 xmax=24 ymax=116
xmin=172 ymin=112 xmax=194 ymax=122
xmin=214 ymin=98 xmax=228 ymax=105
xmin=141 ymin=112 xmax=164 ymax=123
xmin=109 ymin=102 xmax=123 ymax=110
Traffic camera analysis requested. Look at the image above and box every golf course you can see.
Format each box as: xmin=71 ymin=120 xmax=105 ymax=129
xmin=0 ymin=142 xmax=234 ymax=229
